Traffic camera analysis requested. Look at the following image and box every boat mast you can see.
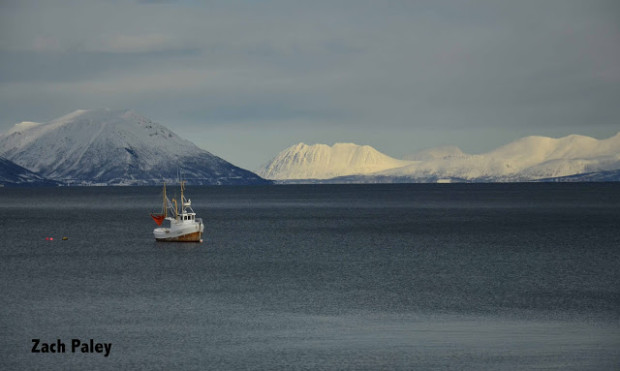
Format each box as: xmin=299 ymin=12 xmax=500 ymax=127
xmin=162 ymin=182 xmax=167 ymax=218
xmin=180 ymin=180 xmax=185 ymax=214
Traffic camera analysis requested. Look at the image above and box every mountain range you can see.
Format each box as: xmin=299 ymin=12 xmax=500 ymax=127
xmin=257 ymin=134 xmax=620 ymax=183
xmin=1 ymin=108 xmax=618 ymax=186
xmin=0 ymin=109 xmax=269 ymax=186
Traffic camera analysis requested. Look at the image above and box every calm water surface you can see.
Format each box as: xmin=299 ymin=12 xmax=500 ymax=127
xmin=1 ymin=184 xmax=619 ymax=370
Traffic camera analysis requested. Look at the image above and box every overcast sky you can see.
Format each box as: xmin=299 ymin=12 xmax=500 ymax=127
xmin=1 ymin=0 xmax=619 ymax=170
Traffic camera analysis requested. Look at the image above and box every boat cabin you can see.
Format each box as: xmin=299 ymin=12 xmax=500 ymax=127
xmin=181 ymin=213 xmax=196 ymax=221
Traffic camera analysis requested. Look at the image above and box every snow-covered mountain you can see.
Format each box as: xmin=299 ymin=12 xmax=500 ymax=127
xmin=0 ymin=156 xmax=60 ymax=186
xmin=0 ymin=109 xmax=269 ymax=185
xmin=257 ymin=142 xmax=411 ymax=180
xmin=258 ymin=133 xmax=620 ymax=182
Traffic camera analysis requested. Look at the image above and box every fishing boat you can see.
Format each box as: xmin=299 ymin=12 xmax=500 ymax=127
xmin=151 ymin=181 xmax=204 ymax=242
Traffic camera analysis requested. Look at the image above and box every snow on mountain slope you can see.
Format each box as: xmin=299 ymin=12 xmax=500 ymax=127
xmin=259 ymin=133 xmax=620 ymax=182
xmin=257 ymin=142 xmax=411 ymax=180
xmin=380 ymin=133 xmax=620 ymax=181
xmin=0 ymin=109 xmax=269 ymax=185
xmin=5 ymin=121 xmax=42 ymax=136
xmin=0 ymin=156 xmax=60 ymax=186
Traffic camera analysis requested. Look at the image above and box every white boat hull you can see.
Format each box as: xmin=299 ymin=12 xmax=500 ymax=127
xmin=154 ymin=219 xmax=204 ymax=242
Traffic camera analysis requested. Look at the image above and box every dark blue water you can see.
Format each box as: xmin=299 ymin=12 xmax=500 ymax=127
xmin=1 ymin=184 xmax=619 ymax=370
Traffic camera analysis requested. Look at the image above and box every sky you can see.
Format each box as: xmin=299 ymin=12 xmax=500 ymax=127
xmin=1 ymin=0 xmax=619 ymax=171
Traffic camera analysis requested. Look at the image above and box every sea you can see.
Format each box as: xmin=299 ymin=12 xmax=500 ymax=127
xmin=1 ymin=183 xmax=619 ymax=370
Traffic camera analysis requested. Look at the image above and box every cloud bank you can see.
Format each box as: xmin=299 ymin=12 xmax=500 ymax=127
xmin=1 ymin=0 xmax=619 ymax=169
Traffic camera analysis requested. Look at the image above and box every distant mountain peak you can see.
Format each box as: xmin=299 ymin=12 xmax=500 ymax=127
xmin=0 ymin=109 xmax=269 ymax=185
xmin=257 ymin=142 xmax=410 ymax=180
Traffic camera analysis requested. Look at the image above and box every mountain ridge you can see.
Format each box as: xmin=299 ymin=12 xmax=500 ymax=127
xmin=258 ymin=133 xmax=620 ymax=182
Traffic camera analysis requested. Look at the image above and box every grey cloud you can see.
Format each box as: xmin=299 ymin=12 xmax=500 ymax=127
xmin=0 ymin=49 xmax=201 ymax=84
